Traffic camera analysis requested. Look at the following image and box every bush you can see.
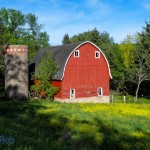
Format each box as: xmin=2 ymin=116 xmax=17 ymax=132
xmin=31 ymin=80 xmax=59 ymax=100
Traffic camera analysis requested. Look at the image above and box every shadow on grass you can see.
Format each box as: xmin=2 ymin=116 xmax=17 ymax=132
xmin=0 ymin=91 xmax=5 ymax=101
xmin=0 ymin=100 xmax=149 ymax=150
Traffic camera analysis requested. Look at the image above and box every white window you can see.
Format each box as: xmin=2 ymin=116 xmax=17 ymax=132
xmin=70 ymin=89 xmax=75 ymax=98
xmin=95 ymin=51 xmax=100 ymax=58
xmin=98 ymin=87 xmax=103 ymax=96
xmin=74 ymin=50 xmax=79 ymax=57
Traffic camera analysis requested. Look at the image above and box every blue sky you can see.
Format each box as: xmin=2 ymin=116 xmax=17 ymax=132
xmin=0 ymin=0 xmax=150 ymax=45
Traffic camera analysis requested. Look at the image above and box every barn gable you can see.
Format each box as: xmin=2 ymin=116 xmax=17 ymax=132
xmin=62 ymin=41 xmax=112 ymax=80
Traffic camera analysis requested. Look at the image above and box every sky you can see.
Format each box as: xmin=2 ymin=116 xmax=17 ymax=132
xmin=0 ymin=0 xmax=150 ymax=45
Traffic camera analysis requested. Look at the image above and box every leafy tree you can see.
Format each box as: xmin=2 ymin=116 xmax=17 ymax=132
xmin=70 ymin=28 xmax=102 ymax=45
xmin=24 ymin=13 xmax=50 ymax=59
xmin=127 ymin=21 xmax=150 ymax=100
xmin=109 ymin=44 xmax=125 ymax=92
xmin=31 ymin=52 xmax=59 ymax=99
xmin=62 ymin=33 xmax=71 ymax=44
xmin=69 ymin=28 xmax=114 ymax=49
xmin=120 ymin=35 xmax=136 ymax=69
xmin=0 ymin=8 xmax=50 ymax=60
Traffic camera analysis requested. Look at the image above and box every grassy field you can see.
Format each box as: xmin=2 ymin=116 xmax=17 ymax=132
xmin=0 ymin=95 xmax=150 ymax=150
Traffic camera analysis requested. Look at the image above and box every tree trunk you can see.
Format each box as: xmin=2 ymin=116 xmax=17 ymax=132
xmin=135 ymin=82 xmax=141 ymax=101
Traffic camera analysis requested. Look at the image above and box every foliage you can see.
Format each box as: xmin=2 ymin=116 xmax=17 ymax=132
xmin=126 ymin=21 xmax=150 ymax=100
xmin=62 ymin=33 xmax=71 ymax=45
xmin=69 ymin=28 xmax=114 ymax=47
xmin=0 ymin=8 xmax=50 ymax=60
xmin=35 ymin=52 xmax=58 ymax=82
xmin=0 ymin=97 xmax=149 ymax=149
xmin=31 ymin=52 xmax=59 ymax=99
xmin=119 ymin=35 xmax=136 ymax=69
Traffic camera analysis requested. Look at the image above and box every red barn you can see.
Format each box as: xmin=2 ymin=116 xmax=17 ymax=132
xmin=30 ymin=41 xmax=112 ymax=103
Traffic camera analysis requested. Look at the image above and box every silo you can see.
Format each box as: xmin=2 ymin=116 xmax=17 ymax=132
xmin=4 ymin=45 xmax=28 ymax=100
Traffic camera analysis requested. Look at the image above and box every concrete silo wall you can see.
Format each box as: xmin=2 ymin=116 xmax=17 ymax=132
xmin=4 ymin=45 xmax=28 ymax=100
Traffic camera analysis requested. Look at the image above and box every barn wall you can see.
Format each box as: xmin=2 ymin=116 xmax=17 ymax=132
xmin=61 ymin=43 xmax=110 ymax=99
xmin=52 ymin=80 xmax=62 ymax=98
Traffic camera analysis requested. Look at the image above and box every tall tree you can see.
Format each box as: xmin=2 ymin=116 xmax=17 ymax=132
xmin=120 ymin=35 xmax=136 ymax=69
xmin=109 ymin=44 xmax=125 ymax=92
xmin=128 ymin=21 xmax=150 ymax=100
xmin=69 ymin=28 xmax=114 ymax=48
xmin=0 ymin=8 xmax=50 ymax=60
xmin=62 ymin=33 xmax=71 ymax=45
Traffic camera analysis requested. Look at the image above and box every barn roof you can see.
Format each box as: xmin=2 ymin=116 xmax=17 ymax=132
xmin=30 ymin=42 xmax=82 ymax=80
xmin=29 ymin=41 xmax=112 ymax=80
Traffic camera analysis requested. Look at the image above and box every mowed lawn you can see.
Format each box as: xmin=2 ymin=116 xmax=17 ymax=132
xmin=0 ymin=97 xmax=150 ymax=150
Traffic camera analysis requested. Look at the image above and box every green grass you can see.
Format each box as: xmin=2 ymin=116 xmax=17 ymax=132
xmin=0 ymin=96 xmax=150 ymax=150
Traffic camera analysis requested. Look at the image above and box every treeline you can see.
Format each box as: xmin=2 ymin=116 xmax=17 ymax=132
xmin=62 ymin=27 xmax=150 ymax=99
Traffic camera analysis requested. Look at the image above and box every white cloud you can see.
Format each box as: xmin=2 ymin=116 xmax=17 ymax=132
xmin=137 ymin=0 xmax=150 ymax=10
xmin=143 ymin=3 xmax=150 ymax=9
xmin=85 ymin=0 xmax=110 ymax=14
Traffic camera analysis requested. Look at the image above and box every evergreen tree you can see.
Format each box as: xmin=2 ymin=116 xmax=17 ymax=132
xmin=62 ymin=33 xmax=71 ymax=45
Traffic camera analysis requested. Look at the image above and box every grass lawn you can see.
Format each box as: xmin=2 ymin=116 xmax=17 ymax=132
xmin=0 ymin=95 xmax=150 ymax=150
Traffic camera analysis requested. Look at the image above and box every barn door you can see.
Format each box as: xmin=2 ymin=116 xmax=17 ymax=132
xmin=70 ymin=89 xmax=75 ymax=98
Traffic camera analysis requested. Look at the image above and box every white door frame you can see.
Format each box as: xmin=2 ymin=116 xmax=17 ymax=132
xmin=97 ymin=87 xmax=103 ymax=96
xmin=70 ymin=89 xmax=75 ymax=98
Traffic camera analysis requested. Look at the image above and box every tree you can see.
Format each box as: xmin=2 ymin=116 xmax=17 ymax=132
xmin=35 ymin=52 xmax=58 ymax=82
xmin=62 ymin=33 xmax=71 ymax=44
xmin=128 ymin=21 xmax=150 ymax=100
xmin=119 ymin=35 xmax=136 ymax=69
xmin=24 ymin=13 xmax=50 ymax=59
xmin=31 ymin=52 xmax=59 ymax=99
xmin=109 ymin=44 xmax=125 ymax=92
xmin=69 ymin=28 xmax=114 ymax=48
xmin=0 ymin=8 xmax=50 ymax=60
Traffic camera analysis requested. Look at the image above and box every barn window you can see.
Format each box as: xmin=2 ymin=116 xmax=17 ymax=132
xmin=95 ymin=51 xmax=100 ymax=58
xmin=74 ymin=50 xmax=79 ymax=57
xmin=70 ymin=89 xmax=75 ymax=98
xmin=98 ymin=87 xmax=103 ymax=96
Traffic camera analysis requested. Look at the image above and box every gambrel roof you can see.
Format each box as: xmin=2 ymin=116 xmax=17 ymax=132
xmin=29 ymin=41 xmax=112 ymax=80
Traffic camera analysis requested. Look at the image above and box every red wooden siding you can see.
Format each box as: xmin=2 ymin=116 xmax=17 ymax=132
xmin=53 ymin=43 xmax=110 ymax=99
xmin=52 ymin=80 xmax=62 ymax=98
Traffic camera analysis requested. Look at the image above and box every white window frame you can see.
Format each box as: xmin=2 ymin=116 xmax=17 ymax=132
xmin=97 ymin=87 xmax=103 ymax=96
xmin=70 ymin=89 xmax=75 ymax=98
xmin=95 ymin=51 xmax=100 ymax=58
xmin=74 ymin=50 xmax=79 ymax=58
